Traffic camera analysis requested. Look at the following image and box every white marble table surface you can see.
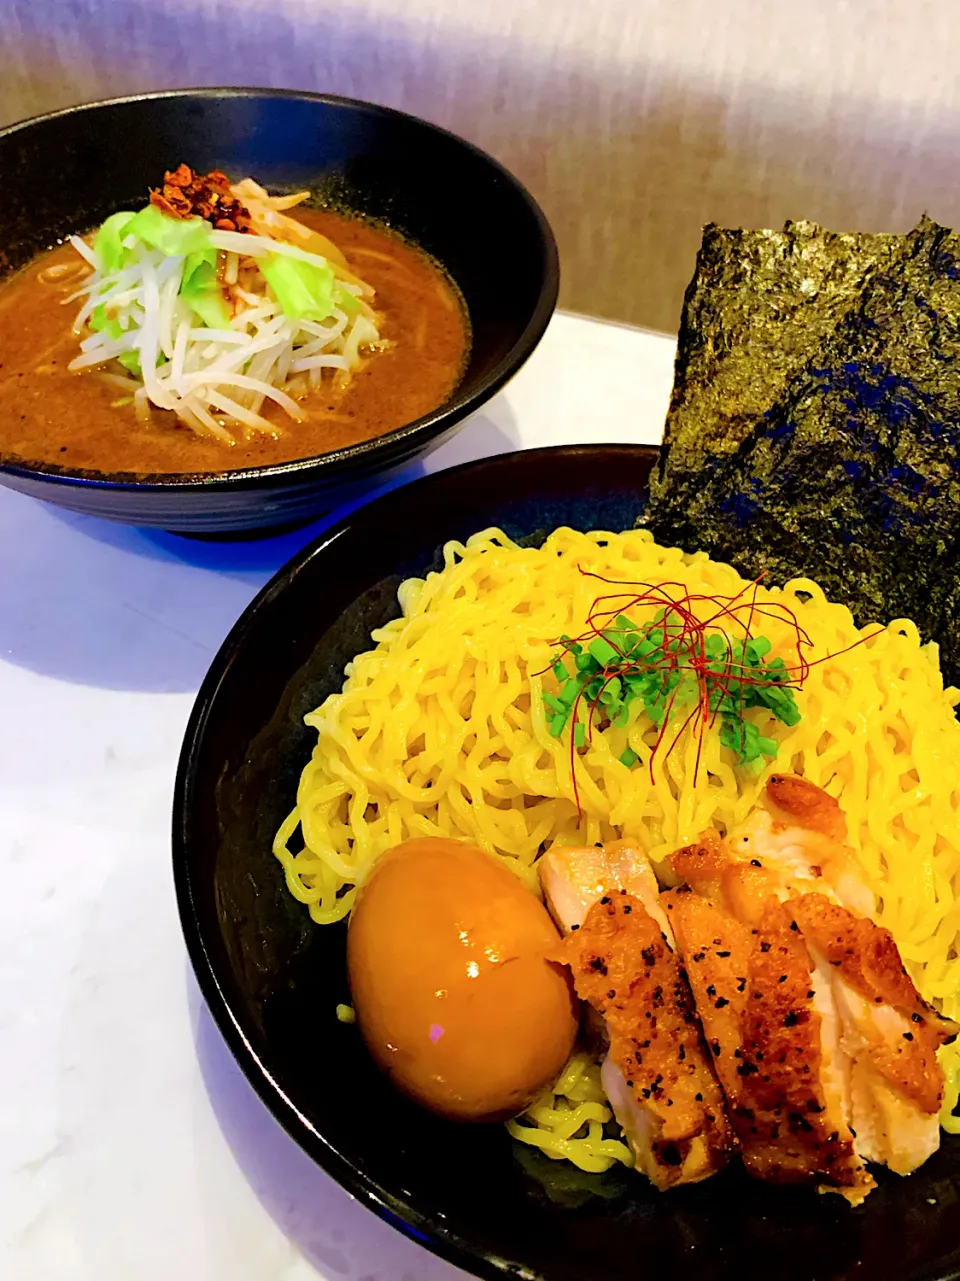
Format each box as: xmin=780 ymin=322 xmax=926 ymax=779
xmin=0 ymin=311 xmax=676 ymax=1281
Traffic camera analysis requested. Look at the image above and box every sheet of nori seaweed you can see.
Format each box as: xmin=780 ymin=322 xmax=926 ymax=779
xmin=643 ymin=215 xmax=960 ymax=689
xmin=647 ymin=219 xmax=900 ymax=525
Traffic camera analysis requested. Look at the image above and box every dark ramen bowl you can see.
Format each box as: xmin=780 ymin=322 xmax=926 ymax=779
xmin=174 ymin=446 xmax=960 ymax=1281
xmin=0 ymin=88 xmax=557 ymax=533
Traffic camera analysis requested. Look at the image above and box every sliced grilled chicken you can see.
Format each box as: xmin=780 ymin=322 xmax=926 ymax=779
xmin=790 ymin=893 xmax=958 ymax=1174
xmin=764 ymin=773 xmax=848 ymax=841
xmin=714 ymin=774 xmax=874 ymax=917
xmin=663 ymin=886 xmax=875 ymax=1203
xmin=539 ymin=841 xmax=735 ymax=1188
xmin=666 ymin=773 xmax=958 ymax=1200
xmin=539 ymin=840 xmax=670 ymax=1055
xmin=557 ymin=890 xmax=735 ymax=1188
xmin=539 ymin=840 xmax=670 ymax=935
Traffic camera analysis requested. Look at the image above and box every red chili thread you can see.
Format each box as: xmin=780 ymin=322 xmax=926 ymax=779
xmin=542 ymin=570 xmax=884 ymax=817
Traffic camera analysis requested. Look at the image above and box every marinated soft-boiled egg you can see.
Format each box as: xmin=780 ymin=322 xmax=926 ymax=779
xmin=347 ymin=837 xmax=578 ymax=1122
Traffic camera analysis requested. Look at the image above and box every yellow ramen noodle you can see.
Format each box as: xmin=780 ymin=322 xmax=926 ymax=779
xmin=506 ymin=1051 xmax=633 ymax=1173
xmin=273 ymin=526 xmax=960 ymax=1143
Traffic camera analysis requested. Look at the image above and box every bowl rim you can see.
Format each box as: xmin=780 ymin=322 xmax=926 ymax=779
xmin=172 ymin=443 xmax=660 ymax=1280
xmin=0 ymin=86 xmax=559 ymax=493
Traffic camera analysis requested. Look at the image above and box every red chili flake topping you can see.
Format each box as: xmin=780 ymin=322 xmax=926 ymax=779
xmin=150 ymin=164 xmax=252 ymax=232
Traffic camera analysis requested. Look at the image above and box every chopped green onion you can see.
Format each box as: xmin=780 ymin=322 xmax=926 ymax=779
xmin=588 ymin=637 xmax=619 ymax=667
xmin=558 ymin=680 xmax=581 ymax=708
xmin=599 ymin=676 xmax=622 ymax=703
xmin=550 ymin=613 xmax=800 ymax=770
xmin=548 ymin=713 xmax=567 ymax=738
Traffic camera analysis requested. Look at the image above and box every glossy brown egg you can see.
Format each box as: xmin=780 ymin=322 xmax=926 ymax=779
xmin=346 ymin=837 xmax=579 ymax=1122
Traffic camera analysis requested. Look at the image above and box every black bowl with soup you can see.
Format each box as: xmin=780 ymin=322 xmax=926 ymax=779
xmin=0 ymin=88 xmax=558 ymax=532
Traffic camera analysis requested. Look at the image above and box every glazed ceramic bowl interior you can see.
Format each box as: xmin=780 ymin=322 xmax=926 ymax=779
xmin=174 ymin=446 xmax=960 ymax=1281
xmin=0 ymin=88 xmax=558 ymax=532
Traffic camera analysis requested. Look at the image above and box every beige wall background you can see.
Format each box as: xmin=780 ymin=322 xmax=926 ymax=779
xmin=5 ymin=0 xmax=960 ymax=334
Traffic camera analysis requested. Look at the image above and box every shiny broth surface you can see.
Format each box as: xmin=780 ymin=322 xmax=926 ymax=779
xmin=0 ymin=208 xmax=469 ymax=476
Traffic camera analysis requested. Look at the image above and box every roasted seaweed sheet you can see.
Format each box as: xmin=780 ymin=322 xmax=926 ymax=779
xmin=643 ymin=215 xmax=960 ymax=688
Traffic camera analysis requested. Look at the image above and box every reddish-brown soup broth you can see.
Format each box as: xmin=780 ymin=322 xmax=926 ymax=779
xmin=0 ymin=208 xmax=469 ymax=475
